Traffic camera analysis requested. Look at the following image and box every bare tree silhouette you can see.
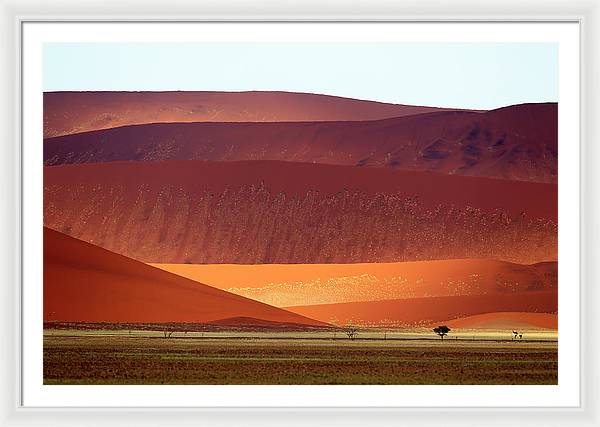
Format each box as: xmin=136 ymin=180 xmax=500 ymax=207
xmin=344 ymin=326 xmax=359 ymax=340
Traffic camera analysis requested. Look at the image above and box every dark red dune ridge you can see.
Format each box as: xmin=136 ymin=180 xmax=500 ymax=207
xmin=44 ymin=160 xmax=557 ymax=265
xmin=286 ymin=291 xmax=558 ymax=327
xmin=43 ymin=226 xmax=327 ymax=326
xmin=44 ymin=103 xmax=557 ymax=183
xmin=43 ymin=91 xmax=463 ymax=138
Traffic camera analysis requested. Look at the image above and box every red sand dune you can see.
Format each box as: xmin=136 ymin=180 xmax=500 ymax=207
xmin=44 ymin=160 xmax=557 ymax=219
xmin=44 ymin=102 xmax=556 ymax=183
xmin=441 ymin=312 xmax=557 ymax=330
xmin=43 ymin=91 xmax=462 ymax=138
xmin=43 ymin=226 xmax=326 ymax=326
xmin=150 ymin=260 xmax=557 ymax=307
xmin=44 ymin=160 xmax=557 ymax=264
xmin=286 ymin=291 xmax=558 ymax=327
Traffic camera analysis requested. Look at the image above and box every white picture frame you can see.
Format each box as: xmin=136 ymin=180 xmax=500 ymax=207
xmin=1 ymin=0 xmax=599 ymax=426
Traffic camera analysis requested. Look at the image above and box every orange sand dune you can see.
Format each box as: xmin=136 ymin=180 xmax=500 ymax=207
xmin=44 ymin=160 xmax=557 ymax=264
xmin=44 ymin=102 xmax=556 ymax=183
xmin=44 ymin=90 xmax=463 ymax=138
xmin=150 ymin=260 xmax=557 ymax=307
xmin=43 ymin=227 xmax=326 ymax=326
xmin=441 ymin=312 xmax=557 ymax=330
xmin=286 ymin=291 xmax=557 ymax=327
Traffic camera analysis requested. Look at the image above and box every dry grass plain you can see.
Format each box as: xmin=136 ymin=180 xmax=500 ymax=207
xmin=44 ymin=329 xmax=557 ymax=385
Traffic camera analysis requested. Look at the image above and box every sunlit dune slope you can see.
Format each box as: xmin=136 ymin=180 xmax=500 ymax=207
xmin=43 ymin=227 xmax=327 ymax=326
xmin=44 ymin=90 xmax=461 ymax=138
xmin=285 ymin=291 xmax=557 ymax=327
xmin=44 ymin=102 xmax=556 ymax=183
xmin=150 ymin=260 xmax=557 ymax=307
xmin=44 ymin=160 xmax=557 ymax=264
xmin=440 ymin=312 xmax=557 ymax=330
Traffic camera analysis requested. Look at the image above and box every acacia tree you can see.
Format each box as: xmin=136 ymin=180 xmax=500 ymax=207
xmin=433 ymin=325 xmax=451 ymax=341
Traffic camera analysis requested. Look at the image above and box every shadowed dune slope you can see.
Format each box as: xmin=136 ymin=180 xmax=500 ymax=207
xmin=150 ymin=260 xmax=557 ymax=307
xmin=286 ymin=291 xmax=558 ymax=327
xmin=44 ymin=103 xmax=556 ymax=183
xmin=43 ymin=227 xmax=327 ymax=326
xmin=43 ymin=90 xmax=462 ymax=138
xmin=44 ymin=160 xmax=556 ymax=218
xmin=44 ymin=160 xmax=557 ymax=264
xmin=441 ymin=312 xmax=558 ymax=330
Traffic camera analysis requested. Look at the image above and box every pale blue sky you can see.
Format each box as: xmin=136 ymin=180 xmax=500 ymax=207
xmin=43 ymin=43 xmax=558 ymax=110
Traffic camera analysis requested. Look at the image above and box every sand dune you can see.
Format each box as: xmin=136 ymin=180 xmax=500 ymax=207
xmin=440 ymin=312 xmax=557 ymax=330
xmin=44 ymin=102 xmax=556 ymax=183
xmin=150 ymin=260 xmax=557 ymax=307
xmin=286 ymin=291 xmax=558 ymax=327
xmin=44 ymin=160 xmax=556 ymax=219
xmin=43 ymin=227 xmax=326 ymax=326
xmin=44 ymin=160 xmax=557 ymax=264
xmin=43 ymin=90 xmax=462 ymax=138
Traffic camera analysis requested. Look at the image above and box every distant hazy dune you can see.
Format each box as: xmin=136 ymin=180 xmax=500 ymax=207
xmin=44 ymin=100 xmax=556 ymax=183
xmin=44 ymin=90 xmax=461 ymax=137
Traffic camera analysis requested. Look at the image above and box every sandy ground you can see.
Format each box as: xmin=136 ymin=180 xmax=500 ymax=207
xmin=43 ymin=329 xmax=557 ymax=385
